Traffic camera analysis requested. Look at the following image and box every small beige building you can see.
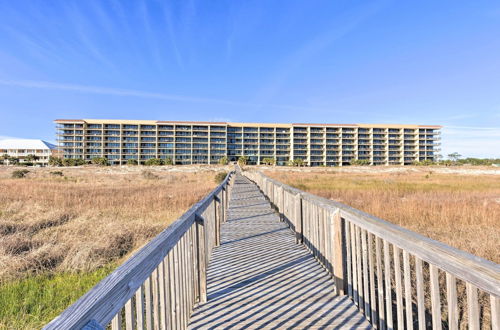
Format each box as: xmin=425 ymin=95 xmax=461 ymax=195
xmin=0 ymin=139 xmax=57 ymax=166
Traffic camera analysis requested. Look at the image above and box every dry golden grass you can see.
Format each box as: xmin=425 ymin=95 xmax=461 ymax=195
xmin=0 ymin=165 xmax=224 ymax=283
xmin=265 ymin=167 xmax=500 ymax=263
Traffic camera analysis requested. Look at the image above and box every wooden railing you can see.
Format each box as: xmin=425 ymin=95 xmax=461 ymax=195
xmin=44 ymin=172 xmax=234 ymax=330
xmin=243 ymin=170 xmax=500 ymax=330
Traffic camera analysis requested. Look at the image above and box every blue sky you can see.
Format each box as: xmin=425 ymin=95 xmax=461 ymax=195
xmin=0 ymin=0 xmax=499 ymax=157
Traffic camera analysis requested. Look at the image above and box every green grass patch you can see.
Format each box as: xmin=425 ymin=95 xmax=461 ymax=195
xmin=0 ymin=264 xmax=116 ymax=329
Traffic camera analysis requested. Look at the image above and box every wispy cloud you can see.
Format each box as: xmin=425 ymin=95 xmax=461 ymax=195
xmin=441 ymin=126 xmax=500 ymax=158
xmin=0 ymin=78 xmax=361 ymax=115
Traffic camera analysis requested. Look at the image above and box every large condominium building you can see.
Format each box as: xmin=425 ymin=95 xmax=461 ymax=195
xmin=55 ymin=119 xmax=441 ymax=166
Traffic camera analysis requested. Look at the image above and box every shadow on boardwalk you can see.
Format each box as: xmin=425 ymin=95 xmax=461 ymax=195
xmin=188 ymin=174 xmax=371 ymax=329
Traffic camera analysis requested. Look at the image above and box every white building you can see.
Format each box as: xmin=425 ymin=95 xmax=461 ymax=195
xmin=0 ymin=139 xmax=57 ymax=166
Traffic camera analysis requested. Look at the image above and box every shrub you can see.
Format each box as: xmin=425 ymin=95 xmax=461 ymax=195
xmin=12 ymin=170 xmax=29 ymax=178
xmin=218 ymin=156 xmax=229 ymax=165
xmin=237 ymin=156 xmax=248 ymax=166
xmin=50 ymin=171 xmax=64 ymax=177
xmin=144 ymin=158 xmax=163 ymax=166
xmin=350 ymin=159 xmax=371 ymax=166
xmin=163 ymin=158 xmax=173 ymax=165
xmin=48 ymin=156 xmax=63 ymax=167
xmin=214 ymin=172 xmax=227 ymax=184
xmin=289 ymin=158 xmax=304 ymax=167
xmin=413 ymin=160 xmax=436 ymax=166
xmin=141 ymin=170 xmax=159 ymax=180
xmin=62 ymin=158 xmax=85 ymax=166
xmin=91 ymin=157 xmax=108 ymax=166
xmin=126 ymin=159 xmax=138 ymax=166
xmin=261 ymin=158 xmax=276 ymax=165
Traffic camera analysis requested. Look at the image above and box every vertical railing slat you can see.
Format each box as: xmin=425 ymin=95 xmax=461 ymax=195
xmin=375 ymin=237 xmax=385 ymax=330
xmin=368 ymin=232 xmax=377 ymax=325
xmin=446 ymin=273 xmax=457 ymax=330
xmin=415 ymin=257 xmax=425 ymax=330
xmin=112 ymin=310 xmax=122 ymax=330
xmin=135 ymin=285 xmax=145 ymax=330
xmin=144 ymin=276 xmax=153 ymax=330
xmin=403 ymin=251 xmax=413 ymax=330
xmin=345 ymin=219 xmax=353 ymax=298
xmin=383 ymin=240 xmax=393 ymax=330
xmin=429 ymin=264 xmax=442 ymax=330
xmin=466 ymin=283 xmax=479 ymax=330
xmin=393 ymin=246 xmax=404 ymax=329
xmin=361 ymin=229 xmax=371 ymax=320
xmin=125 ymin=297 xmax=135 ymax=330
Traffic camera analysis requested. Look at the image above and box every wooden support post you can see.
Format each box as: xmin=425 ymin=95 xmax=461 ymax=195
xmin=294 ymin=194 xmax=303 ymax=244
xmin=195 ymin=215 xmax=207 ymax=303
xmin=333 ymin=209 xmax=346 ymax=295
xmin=280 ymin=186 xmax=285 ymax=222
xmin=214 ymin=196 xmax=220 ymax=246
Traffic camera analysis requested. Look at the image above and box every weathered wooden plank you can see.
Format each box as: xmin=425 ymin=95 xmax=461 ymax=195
xmin=403 ymin=250 xmax=413 ymax=330
xmin=375 ymin=237 xmax=385 ymax=330
xmin=429 ymin=264 xmax=442 ymax=330
xmin=135 ymin=285 xmax=144 ymax=330
xmin=368 ymin=232 xmax=377 ymax=325
xmin=383 ymin=240 xmax=393 ymax=330
xmin=144 ymin=277 xmax=152 ymax=330
xmin=111 ymin=311 xmax=122 ymax=330
xmin=333 ymin=210 xmax=345 ymax=295
xmin=415 ymin=257 xmax=425 ymax=330
xmin=151 ymin=268 xmax=159 ymax=329
xmin=188 ymin=173 xmax=372 ymax=329
xmin=393 ymin=246 xmax=404 ymax=329
xmin=446 ymin=273 xmax=457 ymax=330
xmin=250 ymin=172 xmax=500 ymax=298
xmin=158 ymin=260 xmax=166 ymax=330
xmin=466 ymin=283 xmax=479 ymax=330
xmin=345 ymin=219 xmax=353 ymax=298
xmin=361 ymin=229 xmax=371 ymax=320
xmin=491 ymin=295 xmax=500 ymax=330
xmin=124 ymin=298 xmax=135 ymax=330
xmin=44 ymin=173 xmax=233 ymax=329
xmin=351 ymin=222 xmax=359 ymax=306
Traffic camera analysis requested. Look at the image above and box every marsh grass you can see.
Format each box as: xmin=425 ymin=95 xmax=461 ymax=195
xmin=266 ymin=169 xmax=500 ymax=263
xmin=0 ymin=166 xmax=221 ymax=328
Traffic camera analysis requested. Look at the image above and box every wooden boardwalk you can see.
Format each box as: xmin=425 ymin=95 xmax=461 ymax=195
xmin=188 ymin=174 xmax=371 ymax=329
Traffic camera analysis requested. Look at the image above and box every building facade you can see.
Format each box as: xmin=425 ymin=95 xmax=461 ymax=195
xmin=0 ymin=139 xmax=57 ymax=166
xmin=55 ymin=119 xmax=441 ymax=166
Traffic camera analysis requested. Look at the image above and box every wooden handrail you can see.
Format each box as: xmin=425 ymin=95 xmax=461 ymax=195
xmin=243 ymin=170 xmax=500 ymax=329
xmin=44 ymin=171 xmax=234 ymax=330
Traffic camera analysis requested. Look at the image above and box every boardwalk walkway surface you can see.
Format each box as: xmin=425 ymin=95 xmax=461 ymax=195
xmin=188 ymin=174 xmax=371 ymax=329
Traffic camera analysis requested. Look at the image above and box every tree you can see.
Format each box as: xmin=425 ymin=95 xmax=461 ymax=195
xmin=261 ymin=158 xmax=276 ymax=166
xmin=24 ymin=154 xmax=38 ymax=165
xmin=218 ymin=156 xmax=229 ymax=165
xmin=447 ymin=152 xmax=462 ymax=162
xmin=9 ymin=157 xmax=19 ymax=165
xmin=289 ymin=158 xmax=304 ymax=167
xmin=350 ymin=159 xmax=370 ymax=166
xmin=237 ymin=156 xmax=248 ymax=166
xmin=144 ymin=158 xmax=164 ymax=166
xmin=91 ymin=157 xmax=109 ymax=166
xmin=49 ymin=156 xmax=63 ymax=166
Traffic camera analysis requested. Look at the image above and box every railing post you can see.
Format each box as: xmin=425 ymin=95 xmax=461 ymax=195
xmin=195 ymin=214 xmax=207 ymax=303
xmin=333 ymin=209 xmax=346 ymax=295
xmin=221 ymin=188 xmax=225 ymax=224
xmin=214 ymin=196 xmax=220 ymax=246
xmin=294 ymin=193 xmax=303 ymax=244
xmin=280 ymin=186 xmax=285 ymax=222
